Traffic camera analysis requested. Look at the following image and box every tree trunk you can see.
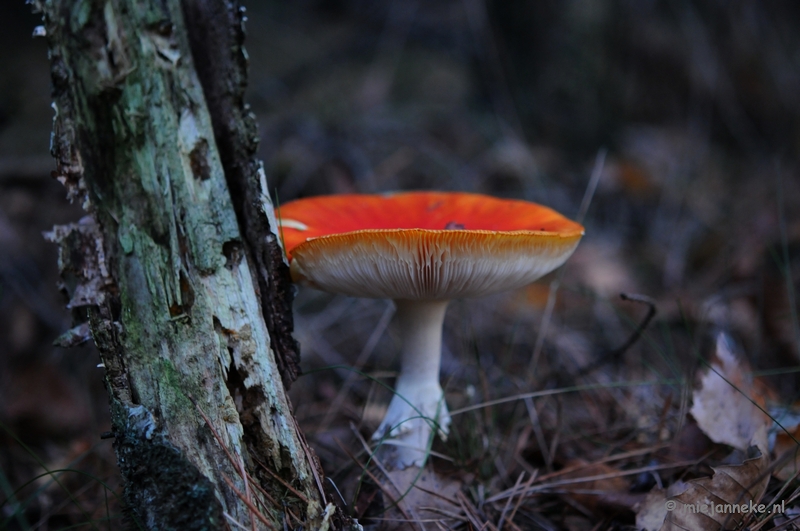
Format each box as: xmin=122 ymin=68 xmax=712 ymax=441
xmin=36 ymin=0 xmax=345 ymax=528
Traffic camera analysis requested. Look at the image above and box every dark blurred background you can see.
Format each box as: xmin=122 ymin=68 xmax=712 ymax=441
xmin=1 ymin=0 xmax=799 ymax=528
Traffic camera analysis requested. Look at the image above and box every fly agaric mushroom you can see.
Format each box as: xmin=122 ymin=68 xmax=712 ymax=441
xmin=278 ymin=191 xmax=584 ymax=468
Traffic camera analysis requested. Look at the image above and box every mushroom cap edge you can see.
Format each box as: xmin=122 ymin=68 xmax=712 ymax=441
xmin=289 ymin=228 xmax=583 ymax=300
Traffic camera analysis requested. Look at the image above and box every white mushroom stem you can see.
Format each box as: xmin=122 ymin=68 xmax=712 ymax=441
xmin=372 ymin=299 xmax=451 ymax=468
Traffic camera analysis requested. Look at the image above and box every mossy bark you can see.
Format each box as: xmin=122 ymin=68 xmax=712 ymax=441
xmin=37 ymin=0 xmax=341 ymax=529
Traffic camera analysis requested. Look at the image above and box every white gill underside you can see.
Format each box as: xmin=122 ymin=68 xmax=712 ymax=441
xmin=292 ymin=235 xmax=580 ymax=300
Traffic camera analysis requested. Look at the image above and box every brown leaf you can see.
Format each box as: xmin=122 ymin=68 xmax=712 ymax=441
xmin=636 ymin=428 xmax=770 ymax=531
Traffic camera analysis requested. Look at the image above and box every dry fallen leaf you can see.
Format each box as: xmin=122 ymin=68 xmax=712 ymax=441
xmin=662 ymin=429 xmax=770 ymax=530
xmin=637 ymin=334 xmax=776 ymax=530
xmin=635 ymin=485 xmax=680 ymax=531
xmin=690 ymin=333 xmax=772 ymax=451
xmin=636 ymin=428 xmax=770 ymax=531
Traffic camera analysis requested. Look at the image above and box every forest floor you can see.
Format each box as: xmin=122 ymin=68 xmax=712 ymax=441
xmin=2 ymin=1 xmax=800 ymax=530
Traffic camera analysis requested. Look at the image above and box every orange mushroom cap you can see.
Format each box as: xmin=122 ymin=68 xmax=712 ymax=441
xmin=278 ymin=191 xmax=584 ymax=300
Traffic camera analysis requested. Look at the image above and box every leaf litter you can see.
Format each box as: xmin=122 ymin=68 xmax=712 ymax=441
xmin=4 ymin=2 xmax=800 ymax=530
xmin=636 ymin=334 xmax=777 ymax=530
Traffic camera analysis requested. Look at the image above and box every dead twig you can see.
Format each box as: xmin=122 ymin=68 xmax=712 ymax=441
xmin=574 ymin=292 xmax=658 ymax=378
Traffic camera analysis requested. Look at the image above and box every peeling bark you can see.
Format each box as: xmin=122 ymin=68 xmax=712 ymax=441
xmin=180 ymin=0 xmax=301 ymax=387
xmin=36 ymin=0 xmax=345 ymax=528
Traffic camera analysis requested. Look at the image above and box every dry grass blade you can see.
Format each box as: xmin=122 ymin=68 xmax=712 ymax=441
xmin=527 ymin=148 xmax=606 ymax=377
xmin=748 ymin=464 xmax=800 ymax=531
xmin=496 ymin=471 xmax=524 ymax=530
xmin=292 ymin=415 xmax=328 ymax=504
xmin=456 ymin=491 xmax=496 ymax=531
xmin=191 ymin=397 xmax=267 ymax=528
xmin=408 ymin=484 xmax=460 ymax=507
xmin=332 ymin=436 xmax=421 ymax=531
xmin=222 ymin=473 xmax=277 ymax=531
xmin=224 ymin=511 xmax=254 ymax=530
xmin=419 ymin=506 xmax=470 ymax=523
xmin=487 ymin=460 xmax=697 ymax=503
xmin=449 ymin=380 xmax=679 ymax=417
xmin=255 ymin=456 xmax=310 ymax=505
xmin=350 ymin=425 xmax=429 ymax=525
xmin=191 ymin=398 xmax=241 ymax=474
xmin=240 ymin=454 xmax=256 ymax=531
xmin=533 ymin=444 xmax=669 ymax=484
xmin=771 ymin=514 xmax=800 ymax=531
xmin=318 ymin=301 xmax=394 ymax=433
xmin=505 ymin=472 xmax=538 ymax=530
